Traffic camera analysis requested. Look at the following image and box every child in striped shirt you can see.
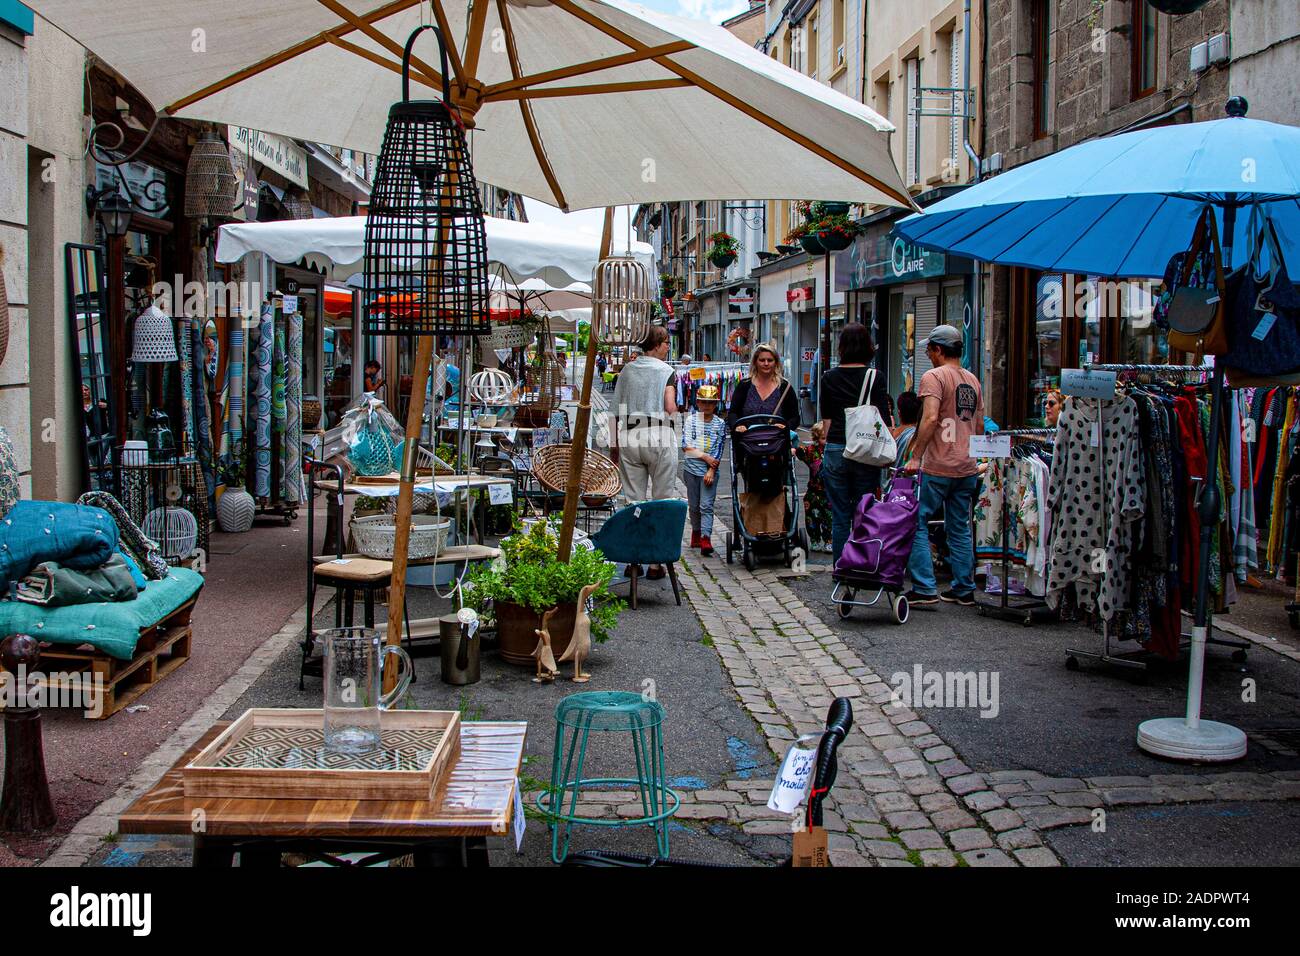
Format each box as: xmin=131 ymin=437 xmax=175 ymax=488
xmin=682 ymin=385 xmax=728 ymax=557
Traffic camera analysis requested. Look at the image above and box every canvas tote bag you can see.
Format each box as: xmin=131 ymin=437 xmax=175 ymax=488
xmin=843 ymin=367 xmax=897 ymax=467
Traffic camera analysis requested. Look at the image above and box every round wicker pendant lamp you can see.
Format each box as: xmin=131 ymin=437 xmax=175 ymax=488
xmin=593 ymin=255 xmax=654 ymax=347
xmin=184 ymin=131 xmax=238 ymax=219
xmin=362 ymin=26 xmax=489 ymax=339
xmin=468 ymin=367 xmax=515 ymax=406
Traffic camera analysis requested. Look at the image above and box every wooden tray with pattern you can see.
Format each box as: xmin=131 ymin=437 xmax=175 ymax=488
xmin=182 ymin=708 xmax=461 ymax=802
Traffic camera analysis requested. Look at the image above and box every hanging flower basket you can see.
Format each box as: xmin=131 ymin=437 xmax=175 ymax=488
xmin=813 ymin=201 xmax=851 ymax=218
xmin=706 ymin=231 xmax=740 ymax=270
xmin=709 ymin=251 xmax=738 ymax=269
xmin=816 ymin=230 xmax=853 ymax=252
xmin=799 ymin=234 xmax=826 ymax=256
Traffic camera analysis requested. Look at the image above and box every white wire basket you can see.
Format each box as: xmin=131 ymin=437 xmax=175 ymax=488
xmin=351 ymin=513 xmax=451 ymax=560
xmin=142 ymin=506 xmax=198 ymax=560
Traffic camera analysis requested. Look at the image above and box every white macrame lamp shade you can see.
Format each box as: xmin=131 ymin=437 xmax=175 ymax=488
xmin=468 ymin=368 xmax=514 ymax=406
xmin=593 ymin=256 xmax=653 ymax=347
xmin=131 ymin=305 xmax=178 ymax=362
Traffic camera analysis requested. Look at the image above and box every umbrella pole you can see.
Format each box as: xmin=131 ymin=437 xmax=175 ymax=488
xmin=557 ymin=207 xmax=616 ymax=561
xmin=1137 ymin=196 xmax=1246 ymax=762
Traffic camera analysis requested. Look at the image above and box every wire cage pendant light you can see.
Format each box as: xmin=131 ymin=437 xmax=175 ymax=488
xmin=363 ymin=26 xmax=489 ymax=339
xmin=184 ymin=131 xmax=238 ymax=219
xmin=593 ymin=255 xmax=653 ymax=347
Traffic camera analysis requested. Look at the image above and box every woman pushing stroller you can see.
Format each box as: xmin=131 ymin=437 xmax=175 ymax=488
xmin=726 ymin=343 xmax=800 ymax=540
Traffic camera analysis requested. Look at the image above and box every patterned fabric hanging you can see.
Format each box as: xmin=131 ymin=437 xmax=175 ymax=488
xmin=224 ymin=320 xmax=245 ymax=456
xmin=191 ymin=319 xmax=215 ymax=504
xmin=176 ymin=317 xmax=196 ymax=458
xmin=272 ymin=311 xmax=287 ymax=433
xmin=252 ymin=301 xmax=274 ymax=498
xmin=283 ymin=307 xmax=304 ymax=503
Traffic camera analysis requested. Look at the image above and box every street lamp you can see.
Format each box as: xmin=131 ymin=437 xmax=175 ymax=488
xmin=87 ymin=187 xmax=134 ymax=448
xmin=96 ymin=190 xmax=133 ymax=238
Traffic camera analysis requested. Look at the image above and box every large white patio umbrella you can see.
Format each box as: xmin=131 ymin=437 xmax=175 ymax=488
xmin=30 ymin=0 xmax=911 ymax=678
xmin=28 ymin=0 xmax=911 ymax=210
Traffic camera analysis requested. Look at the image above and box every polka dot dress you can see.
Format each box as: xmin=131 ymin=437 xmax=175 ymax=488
xmin=1046 ymin=396 xmax=1146 ymax=622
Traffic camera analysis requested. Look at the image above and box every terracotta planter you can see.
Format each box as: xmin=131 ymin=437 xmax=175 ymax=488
xmin=494 ymin=599 xmax=578 ymax=666
xmin=799 ymin=234 xmax=826 ymax=256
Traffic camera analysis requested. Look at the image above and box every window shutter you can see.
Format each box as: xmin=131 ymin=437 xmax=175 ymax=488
xmin=913 ymin=295 xmax=939 ymax=384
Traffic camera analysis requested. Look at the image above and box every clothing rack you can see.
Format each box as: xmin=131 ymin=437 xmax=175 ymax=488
xmin=1063 ymin=363 xmax=1248 ymax=673
xmin=975 ymin=428 xmax=1054 ymax=625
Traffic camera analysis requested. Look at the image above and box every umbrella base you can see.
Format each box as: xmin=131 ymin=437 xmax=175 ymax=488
xmin=1136 ymin=717 xmax=1247 ymax=762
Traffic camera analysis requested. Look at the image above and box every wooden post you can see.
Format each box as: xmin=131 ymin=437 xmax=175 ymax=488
xmin=556 ymin=208 xmax=615 ymax=561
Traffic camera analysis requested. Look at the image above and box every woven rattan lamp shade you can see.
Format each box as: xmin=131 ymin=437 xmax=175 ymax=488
xmin=468 ymin=367 xmax=514 ymax=405
xmin=362 ymin=27 xmax=489 ymax=339
xmin=184 ymin=132 xmax=238 ymax=219
xmin=594 ymin=255 xmax=653 ymax=347
xmin=131 ymin=305 xmax=178 ymax=362
xmin=521 ymin=352 xmax=563 ymax=415
xmin=281 ymin=185 xmax=313 ymax=220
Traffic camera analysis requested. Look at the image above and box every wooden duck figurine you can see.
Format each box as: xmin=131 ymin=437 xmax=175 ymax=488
xmin=557 ymin=583 xmax=599 ymax=683
xmin=532 ymin=606 xmax=560 ymax=683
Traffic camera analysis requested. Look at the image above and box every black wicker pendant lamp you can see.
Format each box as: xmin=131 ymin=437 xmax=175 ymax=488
xmin=369 ymin=25 xmax=489 ymax=680
xmin=363 ymin=25 xmax=489 ymax=339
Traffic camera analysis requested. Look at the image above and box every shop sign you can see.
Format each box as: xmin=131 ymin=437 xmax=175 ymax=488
xmin=836 ymin=227 xmax=965 ymax=290
xmin=787 ymin=282 xmax=814 ymax=312
xmin=228 ymin=126 xmax=309 ymax=189
xmin=662 ymin=297 xmax=675 ymax=316
xmin=728 ymin=286 xmax=755 ymax=314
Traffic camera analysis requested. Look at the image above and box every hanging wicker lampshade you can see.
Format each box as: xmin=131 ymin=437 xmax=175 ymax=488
xmin=184 ymin=132 xmax=238 ymax=219
xmin=594 ymin=255 xmax=653 ymax=347
xmin=281 ymin=185 xmax=313 ymax=220
xmin=521 ymin=351 xmax=563 ymax=417
xmin=362 ymin=26 xmax=489 ymax=339
xmin=468 ymin=368 xmax=515 ymax=406
xmin=131 ymin=305 xmax=178 ymax=362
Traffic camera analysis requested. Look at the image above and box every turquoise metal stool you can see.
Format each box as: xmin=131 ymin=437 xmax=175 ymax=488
xmin=537 ymin=691 xmax=679 ymax=864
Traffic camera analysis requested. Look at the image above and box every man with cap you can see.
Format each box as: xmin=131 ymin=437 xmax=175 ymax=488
xmin=902 ymin=324 xmax=984 ymax=606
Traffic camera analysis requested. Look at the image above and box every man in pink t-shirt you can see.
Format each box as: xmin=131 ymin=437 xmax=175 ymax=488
xmin=902 ymin=325 xmax=984 ymax=605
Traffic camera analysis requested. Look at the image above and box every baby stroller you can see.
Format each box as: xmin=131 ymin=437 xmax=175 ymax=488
xmin=725 ymin=415 xmax=807 ymax=571
xmin=830 ymin=473 xmax=919 ymax=624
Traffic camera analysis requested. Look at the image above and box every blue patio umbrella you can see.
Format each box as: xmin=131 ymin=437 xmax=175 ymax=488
xmin=897 ymin=100 xmax=1300 ymax=763
xmin=895 ymin=103 xmax=1300 ymax=277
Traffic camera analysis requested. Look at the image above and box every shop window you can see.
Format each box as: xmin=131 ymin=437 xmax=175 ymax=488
xmin=1131 ymin=1 xmax=1158 ymax=99
xmin=832 ymin=0 xmax=845 ymax=74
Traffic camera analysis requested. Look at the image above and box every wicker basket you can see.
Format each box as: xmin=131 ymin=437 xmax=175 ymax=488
xmin=490 ymin=323 xmax=529 ymax=350
xmin=351 ymin=513 xmax=451 ymax=560
xmin=532 ymin=444 xmax=622 ymax=498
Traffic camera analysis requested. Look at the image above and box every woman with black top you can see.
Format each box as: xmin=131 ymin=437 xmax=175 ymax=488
xmin=819 ymin=323 xmax=894 ymax=563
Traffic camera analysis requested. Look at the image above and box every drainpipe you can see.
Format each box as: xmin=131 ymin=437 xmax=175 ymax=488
xmin=962 ymin=0 xmax=985 ymax=385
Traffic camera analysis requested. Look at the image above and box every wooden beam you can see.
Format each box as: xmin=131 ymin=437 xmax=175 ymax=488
xmin=549 ymin=0 xmax=915 ymax=208
xmin=164 ymin=0 xmax=424 ymax=115
xmin=323 ymin=33 xmax=443 ymax=93
xmin=314 ymin=0 xmax=445 ymax=93
xmin=482 ymin=41 xmax=693 ymax=99
xmin=496 ymin=0 xmax=567 ymax=210
xmin=461 ymin=0 xmax=492 ymax=81
xmin=490 ymin=78 xmax=692 ymax=101
xmin=430 ymin=0 xmax=467 ymax=91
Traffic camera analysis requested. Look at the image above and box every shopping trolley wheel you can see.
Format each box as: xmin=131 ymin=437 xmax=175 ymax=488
xmin=836 ymin=593 xmax=853 ymax=620
xmin=1065 ymin=655 xmax=1080 ymax=672
xmin=891 ymin=594 xmax=909 ymax=625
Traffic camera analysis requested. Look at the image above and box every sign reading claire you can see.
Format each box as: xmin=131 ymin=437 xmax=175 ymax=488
xmin=836 ymin=228 xmax=967 ymax=291
xmin=228 ymin=126 xmax=309 ymax=190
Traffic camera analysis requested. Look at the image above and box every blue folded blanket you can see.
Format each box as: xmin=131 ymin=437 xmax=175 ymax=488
xmin=0 ymin=500 xmax=120 ymax=591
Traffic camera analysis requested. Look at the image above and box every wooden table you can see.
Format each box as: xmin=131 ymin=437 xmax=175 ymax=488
xmin=119 ymin=720 xmax=528 ymax=867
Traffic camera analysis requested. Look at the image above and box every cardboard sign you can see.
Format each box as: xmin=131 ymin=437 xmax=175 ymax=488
xmin=768 ymin=737 xmax=818 ymax=812
xmin=969 ymin=434 xmax=1011 ymax=458
xmin=689 ymin=366 xmax=706 ymax=381
xmin=1060 ymin=367 xmax=1116 ymax=400
xmin=792 ymin=827 xmax=830 ymax=867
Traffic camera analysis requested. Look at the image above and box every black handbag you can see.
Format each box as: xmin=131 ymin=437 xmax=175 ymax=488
xmin=1223 ymin=209 xmax=1300 ymax=379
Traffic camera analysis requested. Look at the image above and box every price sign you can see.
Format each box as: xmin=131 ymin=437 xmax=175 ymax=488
xmin=969 ymin=434 xmax=1011 ymax=458
xmin=801 ymin=349 xmax=817 ymax=363
xmin=689 ymin=366 xmax=706 ymax=381
xmin=768 ymin=737 xmax=820 ymax=813
xmin=488 ymin=481 xmax=513 ymax=505
xmin=281 ymin=295 xmax=299 ymax=315
xmin=1060 ymin=367 xmax=1116 ymax=400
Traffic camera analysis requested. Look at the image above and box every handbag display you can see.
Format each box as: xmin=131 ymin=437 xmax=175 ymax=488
xmin=1165 ymin=206 xmax=1229 ymax=358
xmin=1223 ymin=208 xmax=1300 ymax=379
xmin=843 ymin=367 xmax=897 ymax=467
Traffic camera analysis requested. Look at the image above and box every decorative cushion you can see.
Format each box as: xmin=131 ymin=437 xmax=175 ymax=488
xmin=0 ymin=425 xmax=18 ymax=519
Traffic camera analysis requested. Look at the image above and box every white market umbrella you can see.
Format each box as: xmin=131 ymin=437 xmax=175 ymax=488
xmin=27 ymin=0 xmax=911 ymax=210
xmin=216 ymin=212 xmax=655 ymax=285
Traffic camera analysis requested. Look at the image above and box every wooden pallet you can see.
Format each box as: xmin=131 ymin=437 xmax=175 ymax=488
xmin=1 ymin=598 xmax=196 ymax=720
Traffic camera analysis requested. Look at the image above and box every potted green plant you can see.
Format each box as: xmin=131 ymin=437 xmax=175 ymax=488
xmin=706 ymin=231 xmax=740 ymax=269
xmin=465 ymin=518 xmax=625 ymax=666
xmin=813 ymin=213 xmax=861 ymax=252
xmin=659 ymin=272 xmax=678 ymax=297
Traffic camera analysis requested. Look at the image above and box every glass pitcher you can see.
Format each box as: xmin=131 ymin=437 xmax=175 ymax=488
xmin=321 ymin=627 xmax=413 ymax=754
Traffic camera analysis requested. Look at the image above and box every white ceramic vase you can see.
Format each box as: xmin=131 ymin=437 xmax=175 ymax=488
xmin=217 ymin=486 xmax=256 ymax=533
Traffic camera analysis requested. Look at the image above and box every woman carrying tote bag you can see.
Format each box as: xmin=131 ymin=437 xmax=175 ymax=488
xmin=819 ymin=323 xmax=894 ymax=563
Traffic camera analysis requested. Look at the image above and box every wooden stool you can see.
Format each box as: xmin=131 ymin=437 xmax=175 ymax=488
xmin=301 ymin=557 xmax=415 ymax=688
